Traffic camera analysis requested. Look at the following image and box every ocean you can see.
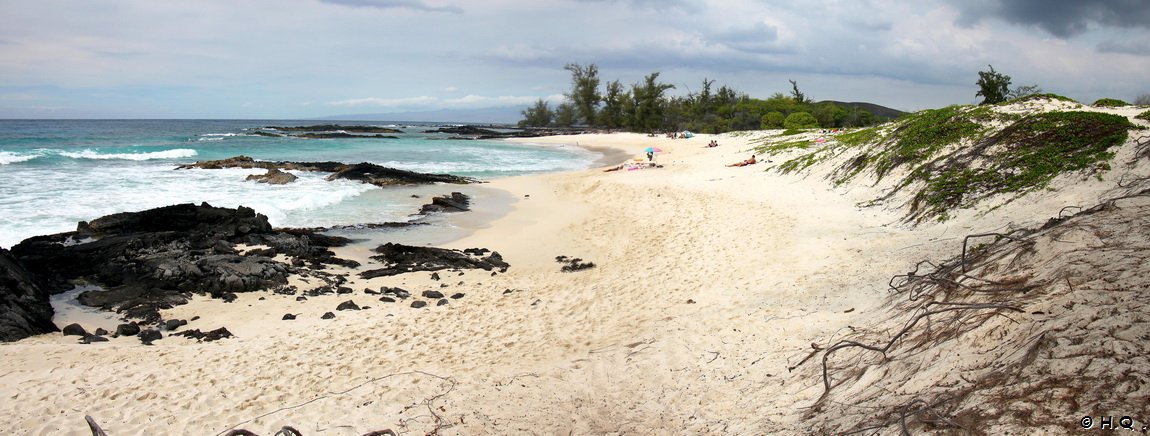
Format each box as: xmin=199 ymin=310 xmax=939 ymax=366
xmin=0 ymin=119 xmax=599 ymax=249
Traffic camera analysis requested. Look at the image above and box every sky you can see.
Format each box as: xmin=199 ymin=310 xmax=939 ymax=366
xmin=1 ymin=0 xmax=1147 ymax=120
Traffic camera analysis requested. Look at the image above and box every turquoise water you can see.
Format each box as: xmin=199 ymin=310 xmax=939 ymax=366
xmin=0 ymin=120 xmax=597 ymax=248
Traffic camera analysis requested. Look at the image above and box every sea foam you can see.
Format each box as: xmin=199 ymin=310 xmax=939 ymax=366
xmin=58 ymin=148 xmax=199 ymax=161
xmin=0 ymin=151 xmax=41 ymax=165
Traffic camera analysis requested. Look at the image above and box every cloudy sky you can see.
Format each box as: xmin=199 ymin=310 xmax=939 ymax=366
xmin=1 ymin=0 xmax=1147 ymax=119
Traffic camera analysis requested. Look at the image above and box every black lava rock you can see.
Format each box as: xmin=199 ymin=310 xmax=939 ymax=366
xmin=62 ymin=323 xmax=89 ymax=337
xmin=163 ymin=319 xmax=187 ymax=331
xmin=138 ymin=329 xmax=162 ymax=345
xmin=115 ymin=323 xmax=141 ymax=337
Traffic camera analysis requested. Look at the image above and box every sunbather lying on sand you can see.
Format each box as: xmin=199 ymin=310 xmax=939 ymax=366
xmin=727 ymin=155 xmax=756 ymax=167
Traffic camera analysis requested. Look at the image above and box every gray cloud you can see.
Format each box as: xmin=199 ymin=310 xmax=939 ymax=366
xmin=948 ymin=0 xmax=1150 ymax=37
xmin=708 ymin=22 xmax=788 ymax=55
xmin=1098 ymin=38 xmax=1150 ymax=55
xmin=318 ymin=0 xmax=462 ymax=13
xmin=571 ymin=0 xmax=705 ymax=13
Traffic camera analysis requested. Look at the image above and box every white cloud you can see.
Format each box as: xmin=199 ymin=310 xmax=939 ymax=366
xmin=327 ymin=94 xmax=560 ymax=110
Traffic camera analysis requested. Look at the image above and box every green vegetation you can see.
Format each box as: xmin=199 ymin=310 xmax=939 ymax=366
xmin=1092 ymin=98 xmax=1129 ymax=107
xmin=1137 ymin=110 xmax=1150 ymax=122
xmin=976 ymin=65 xmax=1012 ymax=105
xmin=784 ymin=112 xmax=819 ymax=129
xmin=519 ymin=63 xmax=898 ymax=131
xmin=1005 ymin=93 xmax=1077 ymax=104
xmin=864 ymin=106 xmax=987 ymax=181
xmin=752 ymin=104 xmax=1137 ymax=223
xmin=909 ymin=111 xmax=1133 ymax=221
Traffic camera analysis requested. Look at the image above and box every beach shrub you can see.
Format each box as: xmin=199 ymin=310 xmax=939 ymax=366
xmin=908 ymin=111 xmax=1134 ymax=221
xmin=784 ymin=112 xmax=819 ymax=129
xmin=753 ymin=139 xmax=811 ymax=154
xmin=1092 ymin=98 xmax=1129 ymax=107
xmin=866 ymin=106 xmax=985 ymax=180
xmin=761 ymin=111 xmax=785 ymax=129
xmin=1006 ymin=93 xmax=1077 ymax=104
xmin=1137 ymin=110 xmax=1150 ymax=122
xmin=836 ymin=128 xmax=880 ymax=147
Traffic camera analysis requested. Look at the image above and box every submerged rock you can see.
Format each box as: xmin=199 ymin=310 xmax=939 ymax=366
xmin=245 ymin=168 xmax=298 ymax=185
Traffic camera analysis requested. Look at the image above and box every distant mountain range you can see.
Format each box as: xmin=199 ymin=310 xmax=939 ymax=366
xmin=316 ymin=106 xmax=524 ymax=124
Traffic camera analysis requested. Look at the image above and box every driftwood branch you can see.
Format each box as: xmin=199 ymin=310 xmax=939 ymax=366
xmin=85 ymin=415 xmax=108 ymax=436
xmin=814 ymin=302 xmax=1023 ymax=400
xmin=960 ymin=231 xmax=1032 ymax=272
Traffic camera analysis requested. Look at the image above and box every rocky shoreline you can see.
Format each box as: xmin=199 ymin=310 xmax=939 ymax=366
xmin=0 ymin=186 xmax=498 ymax=344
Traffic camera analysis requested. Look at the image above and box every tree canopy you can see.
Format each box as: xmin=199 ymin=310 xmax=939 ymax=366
xmin=518 ymin=63 xmax=896 ymax=132
xmin=976 ymin=65 xmax=1012 ymax=105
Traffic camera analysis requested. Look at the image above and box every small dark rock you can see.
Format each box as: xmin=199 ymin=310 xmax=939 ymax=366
xmin=138 ymin=329 xmax=162 ymax=345
xmin=422 ymin=290 xmax=445 ymax=299
xmin=116 ymin=323 xmax=141 ymax=337
xmin=321 ymin=312 xmax=336 ymax=319
xmin=379 ymin=296 xmax=396 ymax=303
xmin=336 ymin=286 xmax=353 ymax=294
xmin=174 ymin=327 xmax=234 ymax=342
xmin=437 ymin=298 xmax=449 ymax=306
xmin=364 ymin=288 xmax=379 ymax=295
xmin=282 ymin=313 xmax=296 ymax=320
xmin=430 ymin=272 xmax=441 ymax=281
xmin=220 ymin=292 xmax=239 ymax=303
xmin=163 ymin=319 xmax=188 ymax=331
xmin=62 ymin=323 xmax=88 ymax=337
xmin=296 ymin=296 xmax=308 ymax=301
xmin=336 ymin=300 xmax=361 ymax=311
xmin=410 ymin=300 xmax=427 ymax=309
xmin=80 ymin=334 xmax=109 ymax=344
xmin=94 ymin=328 xmax=110 ymax=336
xmin=380 ymin=287 xmax=410 ymax=298
xmin=450 ymin=293 xmax=465 ymax=299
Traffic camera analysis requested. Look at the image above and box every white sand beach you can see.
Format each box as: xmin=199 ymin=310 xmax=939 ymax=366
xmin=3 ymin=103 xmax=1149 ymax=434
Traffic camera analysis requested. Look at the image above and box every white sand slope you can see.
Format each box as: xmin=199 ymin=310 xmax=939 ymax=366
xmin=1 ymin=103 xmax=1148 ymax=434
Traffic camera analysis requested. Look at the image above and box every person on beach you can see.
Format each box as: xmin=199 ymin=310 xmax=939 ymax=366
xmin=706 ymin=140 xmax=718 ymax=148
xmin=727 ymin=155 xmax=757 ymax=167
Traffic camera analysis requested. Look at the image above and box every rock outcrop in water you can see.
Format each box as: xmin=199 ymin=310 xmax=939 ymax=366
xmin=245 ymin=168 xmax=298 ymax=184
xmin=177 ymin=156 xmax=477 ymax=186
xmin=0 ymin=248 xmax=58 ymax=342
xmin=9 ymin=203 xmax=354 ymax=325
